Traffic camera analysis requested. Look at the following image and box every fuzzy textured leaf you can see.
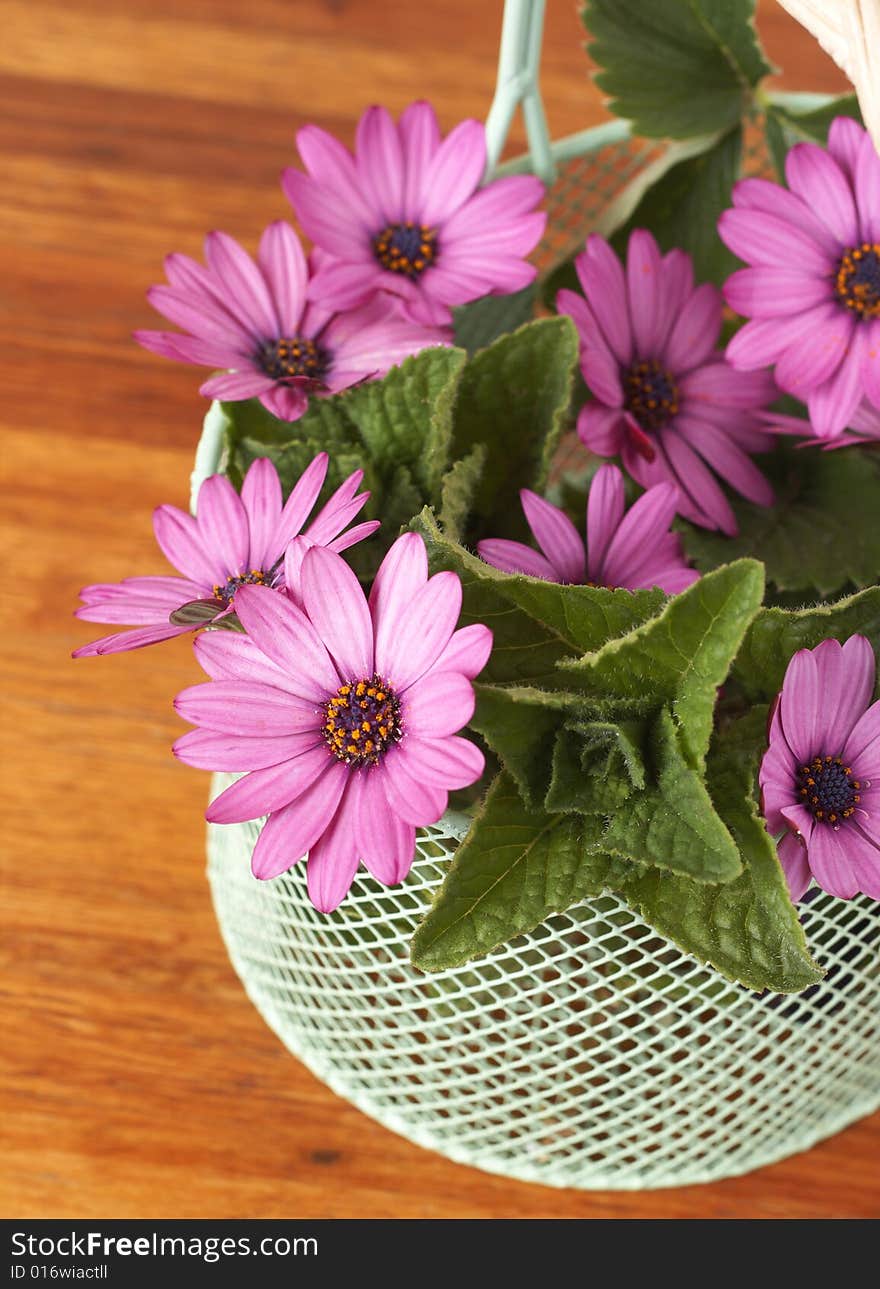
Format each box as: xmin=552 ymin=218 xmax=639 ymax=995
xmin=681 ymin=443 xmax=880 ymax=596
xmin=449 ymin=316 xmax=579 ymax=540
xmin=599 ymin=708 xmax=742 ymax=882
xmin=546 ymin=718 xmax=647 ymax=814
xmin=412 ymin=507 xmax=664 ymax=685
xmin=437 ymin=445 xmax=486 ymax=544
xmin=220 ymin=346 xmax=465 ymax=521
xmin=341 ymin=346 xmax=466 ymax=498
xmin=471 ymin=685 xmax=573 ymax=809
xmin=452 ymin=285 xmax=538 ymax=356
xmin=410 ymin=772 xmax=621 ymax=972
xmin=582 ymin=0 xmax=771 ymax=139
xmin=559 ymin=560 xmax=765 ymax=767
xmin=617 ymin=711 xmax=823 ymax=992
xmin=732 ymin=585 xmax=880 ymax=702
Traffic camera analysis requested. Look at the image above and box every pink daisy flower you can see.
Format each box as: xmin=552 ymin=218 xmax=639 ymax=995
xmin=173 ymin=534 xmax=492 ymax=911
xmin=134 ymin=221 xmax=450 ymax=422
xmin=559 ymin=231 xmax=777 ymax=536
xmin=73 ymin=455 xmax=378 ymax=656
xmin=477 ymin=464 xmax=698 ymax=596
xmin=759 ymin=636 xmax=880 ymax=903
xmin=283 ymin=101 xmax=546 ymax=327
xmin=719 ymin=117 xmax=880 ymax=439
xmin=763 ymin=397 xmax=880 ymax=450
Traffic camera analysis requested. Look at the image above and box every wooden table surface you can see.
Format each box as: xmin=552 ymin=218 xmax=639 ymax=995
xmin=3 ymin=0 xmax=878 ymax=1220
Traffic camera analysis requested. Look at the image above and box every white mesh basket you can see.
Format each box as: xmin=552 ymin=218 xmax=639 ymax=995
xmin=196 ymin=1 xmax=880 ymax=1188
xmin=207 ymin=789 xmax=880 ymax=1189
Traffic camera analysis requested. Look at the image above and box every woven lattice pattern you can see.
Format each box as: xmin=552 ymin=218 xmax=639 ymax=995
xmin=208 ymin=774 xmax=880 ymax=1190
xmin=532 ymin=137 xmax=661 ymax=273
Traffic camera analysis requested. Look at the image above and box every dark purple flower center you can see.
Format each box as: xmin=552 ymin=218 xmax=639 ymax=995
xmin=212 ymin=568 xmax=270 ymax=605
xmin=796 ymin=754 xmax=862 ymax=827
xmin=834 ymin=243 xmax=880 ymax=320
xmin=259 ymin=336 xmax=326 ymax=380
xmin=623 ymin=360 xmax=680 ymax=433
xmin=372 ymin=222 xmax=438 ymax=278
xmin=322 ymin=675 xmax=402 ymax=766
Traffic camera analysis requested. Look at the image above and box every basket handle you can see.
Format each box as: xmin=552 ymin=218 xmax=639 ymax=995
xmin=484 ymin=0 xmax=556 ymax=184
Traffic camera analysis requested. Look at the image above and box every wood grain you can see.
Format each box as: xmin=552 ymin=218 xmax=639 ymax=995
xmin=3 ymin=0 xmax=877 ymax=1219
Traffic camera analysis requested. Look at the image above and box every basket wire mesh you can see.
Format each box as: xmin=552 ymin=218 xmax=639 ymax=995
xmin=197 ymin=2 xmax=880 ymax=1189
xmin=207 ymin=780 xmax=880 ymax=1189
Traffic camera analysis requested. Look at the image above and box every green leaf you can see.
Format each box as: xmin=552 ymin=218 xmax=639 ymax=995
xmin=766 ymin=92 xmax=863 ymax=146
xmin=221 ymin=393 xmax=358 ymax=458
xmin=169 ymin=598 xmax=223 ymax=626
xmin=450 ymin=316 xmax=579 ymax=540
xmin=616 ymin=711 xmax=822 ymax=992
xmin=559 ymin=559 xmax=765 ymax=767
xmin=582 ymin=0 xmax=771 ymax=139
xmin=546 ymin=718 xmax=647 ymax=814
xmin=437 ymin=445 xmax=486 ymax=544
xmin=471 ymin=685 xmax=573 ymax=809
xmin=763 ymin=109 xmax=788 ymax=181
xmin=732 ymin=585 xmax=880 ymax=702
xmin=452 ymin=285 xmax=538 ymax=356
xmin=411 ymin=727 xmax=822 ymax=992
xmin=764 ymin=94 xmax=863 ymax=179
xmin=609 ymin=127 xmax=743 ymax=286
xmin=219 ymin=347 xmax=467 ymax=561
xmin=599 ymin=707 xmax=742 ymax=882
xmin=412 ymin=507 xmax=664 ymax=685
xmin=410 ymin=772 xmax=621 ymax=972
xmin=681 ymin=442 xmax=880 ymax=596
xmin=340 ymin=346 xmax=466 ymax=500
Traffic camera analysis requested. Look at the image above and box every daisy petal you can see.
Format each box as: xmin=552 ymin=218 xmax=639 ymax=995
xmin=355 ymin=105 xmax=405 ymax=226
xmin=204 ymin=230 xmax=279 ymax=338
xmin=194 ymin=631 xmax=300 ymax=691
xmin=586 ymin=463 xmax=625 ymax=583
xmin=777 ymin=831 xmax=813 ymax=903
xmin=403 ymin=671 xmax=475 ymax=737
xmin=399 ymin=100 xmax=441 ymax=221
xmin=206 ymin=745 xmax=330 ymax=823
xmin=816 ymin=636 xmax=876 ymax=754
xmin=174 ymin=680 xmax=320 ymax=736
xmin=807 ymin=328 xmax=869 ymax=439
xmin=257 ymin=221 xmax=307 ymax=336
xmin=476 ymin=539 xmax=558 ymax=581
xmin=574 ymin=235 xmax=632 ymax=365
xmin=369 ymin=532 xmax=429 ymax=662
xmin=273 ymin=452 xmax=329 ymax=553
xmin=306 ymin=778 xmax=361 ymax=911
xmin=301 ymin=545 xmax=374 ymax=679
xmin=627 ymin=229 xmax=662 ymax=358
xmin=520 ymin=489 xmax=586 ymax=583
xmin=356 ymin=772 xmax=416 ymax=885
xmin=378 ymin=571 xmax=461 ymax=691
xmin=779 ymin=648 xmax=820 ymax=764
xmin=420 ymin=119 xmax=486 ymax=225
xmin=397 ymin=735 xmax=484 ymax=789
xmin=233 ymin=585 xmax=340 ymax=699
xmin=251 ymin=760 xmax=348 ymax=880
xmin=577 ymin=403 xmax=625 ymax=456
xmin=379 ymin=749 xmax=448 ymax=826
xmin=432 ymin=624 xmax=493 ymax=679
xmin=173 ymin=728 xmax=319 ymax=772
xmin=806 ymin=824 xmax=860 ymax=899
xmin=240 ymin=457 xmax=283 ymax=571
xmin=196 ymin=473 xmax=250 ymax=578
xmin=785 ymin=142 xmax=858 ymax=245
xmin=153 ymin=504 xmax=225 ymax=586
